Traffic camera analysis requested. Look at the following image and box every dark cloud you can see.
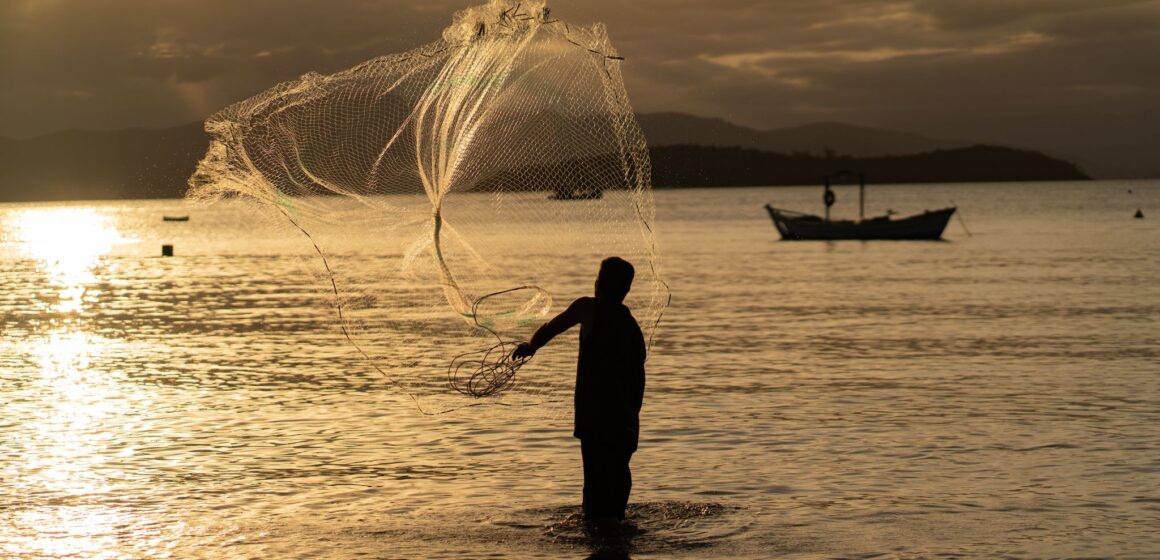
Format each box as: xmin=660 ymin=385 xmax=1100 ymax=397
xmin=913 ymin=0 xmax=1153 ymax=31
xmin=1 ymin=0 xmax=1157 ymax=175
xmin=0 ymin=0 xmax=453 ymax=132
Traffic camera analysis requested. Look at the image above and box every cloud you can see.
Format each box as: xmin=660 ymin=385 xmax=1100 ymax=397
xmin=0 ymin=0 xmax=454 ymax=133
xmin=704 ymin=46 xmax=952 ymax=68
xmin=0 ymin=0 xmax=1157 ymax=175
xmin=913 ymin=0 xmax=1155 ymax=31
xmin=807 ymin=2 xmax=933 ymax=31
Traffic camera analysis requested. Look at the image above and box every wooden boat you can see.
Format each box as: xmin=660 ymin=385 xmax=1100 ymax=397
xmin=162 ymin=215 xmax=190 ymax=222
xmin=766 ymin=204 xmax=956 ymax=240
xmin=766 ymin=170 xmax=955 ymax=240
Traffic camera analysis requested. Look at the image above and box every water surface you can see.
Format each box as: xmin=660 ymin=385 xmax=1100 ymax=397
xmin=2 ymin=181 xmax=1158 ymax=558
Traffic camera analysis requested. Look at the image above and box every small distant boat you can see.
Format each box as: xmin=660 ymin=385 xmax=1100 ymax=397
xmin=549 ymin=186 xmax=602 ymax=200
xmin=162 ymin=215 xmax=190 ymax=222
xmin=766 ymin=170 xmax=955 ymax=240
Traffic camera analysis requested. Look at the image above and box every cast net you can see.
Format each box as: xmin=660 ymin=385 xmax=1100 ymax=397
xmin=187 ymin=0 xmax=667 ymax=415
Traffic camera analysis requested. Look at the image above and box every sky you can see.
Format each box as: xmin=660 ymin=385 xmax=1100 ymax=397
xmin=2 ymin=0 xmax=1158 ymax=175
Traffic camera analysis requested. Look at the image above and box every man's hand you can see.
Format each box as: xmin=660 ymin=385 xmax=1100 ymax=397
xmin=511 ymin=342 xmax=536 ymax=360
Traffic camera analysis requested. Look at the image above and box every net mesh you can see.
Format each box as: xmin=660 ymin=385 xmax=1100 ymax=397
xmin=188 ymin=0 xmax=667 ymax=414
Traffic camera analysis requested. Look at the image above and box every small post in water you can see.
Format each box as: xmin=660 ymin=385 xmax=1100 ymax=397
xmin=823 ymin=175 xmax=833 ymax=223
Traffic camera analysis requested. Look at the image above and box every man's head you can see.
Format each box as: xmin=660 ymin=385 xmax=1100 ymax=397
xmin=595 ymin=257 xmax=634 ymax=302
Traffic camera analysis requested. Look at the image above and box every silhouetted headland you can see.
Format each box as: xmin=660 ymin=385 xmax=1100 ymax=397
xmin=637 ymin=112 xmax=968 ymax=157
xmin=649 ymin=144 xmax=1089 ymax=187
xmin=0 ymin=115 xmax=1090 ymax=202
xmin=0 ymin=122 xmax=207 ymax=202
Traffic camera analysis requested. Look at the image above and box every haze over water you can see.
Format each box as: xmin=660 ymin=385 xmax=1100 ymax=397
xmin=2 ymin=181 xmax=1158 ymax=558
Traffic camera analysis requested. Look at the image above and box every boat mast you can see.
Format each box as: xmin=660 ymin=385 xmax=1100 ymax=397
xmin=823 ymin=169 xmax=865 ymax=222
xmin=859 ymin=172 xmax=865 ymax=221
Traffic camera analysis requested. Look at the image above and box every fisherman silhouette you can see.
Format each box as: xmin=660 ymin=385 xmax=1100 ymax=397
xmin=513 ymin=257 xmax=646 ymax=524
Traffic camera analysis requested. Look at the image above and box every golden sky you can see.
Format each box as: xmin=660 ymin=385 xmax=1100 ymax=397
xmin=2 ymin=0 xmax=1158 ymax=175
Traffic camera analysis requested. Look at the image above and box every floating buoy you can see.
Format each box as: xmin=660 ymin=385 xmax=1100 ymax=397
xmin=162 ymin=244 xmax=174 ymax=257
xmin=1135 ymin=209 xmax=1144 ymax=219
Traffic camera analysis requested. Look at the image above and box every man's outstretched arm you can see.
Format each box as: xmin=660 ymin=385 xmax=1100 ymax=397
xmin=512 ymin=298 xmax=588 ymax=359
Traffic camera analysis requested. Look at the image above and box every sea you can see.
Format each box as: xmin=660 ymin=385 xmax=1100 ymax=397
xmin=1 ymin=181 xmax=1158 ymax=559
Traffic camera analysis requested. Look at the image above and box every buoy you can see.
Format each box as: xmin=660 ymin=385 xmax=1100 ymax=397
xmin=162 ymin=244 xmax=174 ymax=257
xmin=1135 ymin=209 xmax=1144 ymax=219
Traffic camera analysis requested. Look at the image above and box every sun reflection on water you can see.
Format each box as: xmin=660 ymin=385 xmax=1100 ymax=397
xmin=27 ymin=330 xmax=114 ymax=491
xmin=0 ymin=209 xmax=163 ymax=558
xmin=12 ymin=207 xmax=125 ymax=314
xmin=0 ymin=328 xmax=145 ymax=559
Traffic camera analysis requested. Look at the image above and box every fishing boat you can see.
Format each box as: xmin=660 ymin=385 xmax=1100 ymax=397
xmin=162 ymin=215 xmax=190 ymax=222
xmin=765 ymin=170 xmax=955 ymax=240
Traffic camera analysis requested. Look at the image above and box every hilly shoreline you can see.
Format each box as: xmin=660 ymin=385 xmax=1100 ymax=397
xmin=649 ymin=144 xmax=1088 ymax=187
xmin=0 ymin=114 xmax=1089 ymax=202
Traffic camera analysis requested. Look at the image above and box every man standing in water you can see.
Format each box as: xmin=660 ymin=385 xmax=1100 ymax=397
xmin=513 ymin=257 xmax=646 ymax=525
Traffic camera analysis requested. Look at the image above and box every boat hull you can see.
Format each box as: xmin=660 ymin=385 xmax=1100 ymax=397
xmin=766 ymin=205 xmax=955 ymax=240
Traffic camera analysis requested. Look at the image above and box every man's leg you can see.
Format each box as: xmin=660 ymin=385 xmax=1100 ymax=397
xmin=614 ymin=448 xmax=634 ymax=520
xmin=581 ymin=439 xmax=596 ymax=517
xmin=581 ymin=439 xmax=618 ymax=520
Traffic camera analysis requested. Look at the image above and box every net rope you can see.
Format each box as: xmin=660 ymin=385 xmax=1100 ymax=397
xmin=447 ymin=286 xmax=534 ymax=399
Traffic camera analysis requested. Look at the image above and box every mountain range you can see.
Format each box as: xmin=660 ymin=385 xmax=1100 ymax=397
xmin=637 ymin=112 xmax=968 ymax=157
xmin=0 ymin=113 xmax=1090 ymax=202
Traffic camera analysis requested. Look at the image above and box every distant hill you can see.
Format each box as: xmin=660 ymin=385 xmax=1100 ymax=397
xmin=466 ymin=143 xmax=1088 ymax=192
xmin=0 ymin=115 xmax=1088 ymax=202
xmin=637 ymin=112 xmax=967 ymax=156
xmin=0 ymin=122 xmax=207 ymax=201
xmin=648 ymin=144 xmax=1089 ymax=187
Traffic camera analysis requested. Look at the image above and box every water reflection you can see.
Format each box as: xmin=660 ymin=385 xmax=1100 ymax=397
xmin=12 ymin=207 xmax=124 ymax=314
xmin=1 ymin=329 xmax=146 ymax=559
xmin=7 ymin=505 xmax=136 ymax=560
xmin=26 ymin=330 xmax=116 ymax=494
xmin=0 ymin=209 xmax=155 ymax=558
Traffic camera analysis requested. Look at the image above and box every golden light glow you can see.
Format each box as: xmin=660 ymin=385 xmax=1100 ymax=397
xmin=0 ymin=329 xmax=135 ymax=559
xmin=8 ymin=506 xmax=129 ymax=560
xmin=12 ymin=207 xmax=124 ymax=314
xmin=14 ymin=207 xmax=122 ymax=280
xmin=22 ymin=329 xmax=119 ymax=490
xmin=0 ymin=209 xmax=142 ymax=558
